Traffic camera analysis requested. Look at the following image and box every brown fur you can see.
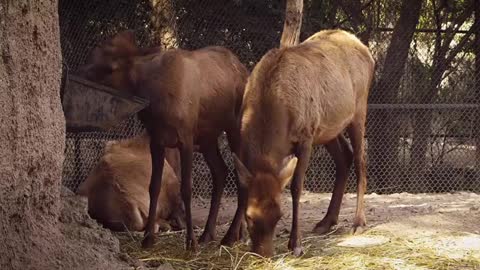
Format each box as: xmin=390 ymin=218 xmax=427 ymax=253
xmin=77 ymin=133 xmax=185 ymax=232
xmin=232 ymin=29 xmax=375 ymax=257
xmin=77 ymin=30 xmax=249 ymax=250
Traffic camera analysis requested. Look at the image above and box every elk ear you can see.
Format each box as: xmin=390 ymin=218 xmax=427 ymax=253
xmin=232 ymin=153 xmax=252 ymax=188
xmin=278 ymin=155 xmax=298 ymax=190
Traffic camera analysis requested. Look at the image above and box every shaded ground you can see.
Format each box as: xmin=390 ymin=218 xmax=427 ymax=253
xmin=119 ymin=192 xmax=480 ymax=269
xmin=58 ymin=188 xmax=132 ymax=270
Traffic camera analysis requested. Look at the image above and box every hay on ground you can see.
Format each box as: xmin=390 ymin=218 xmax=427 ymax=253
xmin=117 ymin=227 xmax=480 ymax=270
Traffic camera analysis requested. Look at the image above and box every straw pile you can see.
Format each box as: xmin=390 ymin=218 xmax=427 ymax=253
xmin=117 ymin=227 xmax=480 ymax=270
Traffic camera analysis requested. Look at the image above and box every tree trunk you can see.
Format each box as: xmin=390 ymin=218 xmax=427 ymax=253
xmin=280 ymin=0 xmax=304 ymax=47
xmin=475 ymin=0 xmax=480 ymax=168
xmin=367 ymin=0 xmax=422 ymax=192
xmin=339 ymin=0 xmax=372 ymax=45
xmin=410 ymin=2 xmax=476 ymax=191
xmin=410 ymin=55 xmax=447 ymax=192
xmin=303 ymin=0 xmax=337 ymax=38
xmin=0 ymin=0 xmax=65 ymax=267
xmin=410 ymin=20 xmax=444 ymax=190
xmin=151 ymin=0 xmax=178 ymax=49
xmin=0 ymin=2 xmax=125 ymax=269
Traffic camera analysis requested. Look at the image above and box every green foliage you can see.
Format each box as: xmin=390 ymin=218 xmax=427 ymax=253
xmin=59 ymin=0 xmax=478 ymax=108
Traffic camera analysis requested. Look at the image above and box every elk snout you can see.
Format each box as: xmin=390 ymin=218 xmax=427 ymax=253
xmin=250 ymin=233 xmax=275 ymax=258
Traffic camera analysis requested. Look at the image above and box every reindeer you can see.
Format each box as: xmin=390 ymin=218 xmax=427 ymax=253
xmin=229 ymin=29 xmax=375 ymax=257
xmin=77 ymin=31 xmax=249 ymax=250
xmin=77 ymin=133 xmax=185 ymax=232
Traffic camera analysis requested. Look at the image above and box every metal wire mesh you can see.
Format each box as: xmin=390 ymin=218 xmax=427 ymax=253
xmin=62 ymin=116 xmax=145 ymax=192
xmin=59 ymin=0 xmax=480 ymax=196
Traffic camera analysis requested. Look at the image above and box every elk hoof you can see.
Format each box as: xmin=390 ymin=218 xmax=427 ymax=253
xmin=293 ymin=247 xmax=304 ymax=257
xmin=220 ymin=235 xmax=239 ymax=247
xmin=141 ymin=235 xmax=155 ymax=249
xmin=350 ymin=224 xmax=366 ymax=235
xmin=312 ymin=220 xmax=336 ymax=235
xmin=288 ymin=237 xmax=303 ymax=256
xmin=220 ymin=236 xmax=236 ymax=247
xmin=220 ymin=230 xmax=242 ymax=247
xmin=351 ymin=216 xmax=367 ymax=235
xmin=186 ymin=238 xmax=199 ymax=252
xmin=199 ymin=231 xmax=215 ymax=244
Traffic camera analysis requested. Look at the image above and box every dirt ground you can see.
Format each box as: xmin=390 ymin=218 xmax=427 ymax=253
xmin=191 ymin=191 xmax=480 ymax=238
xmin=119 ymin=191 xmax=480 ymax=269
xmin=58 ymin=188 xmax=135 ymax=270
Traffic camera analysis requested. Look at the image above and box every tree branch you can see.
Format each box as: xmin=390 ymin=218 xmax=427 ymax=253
xmin=439 ymin=1 xmax=474 ymax=58
xmin=444 ymin=20 xmax=479 ymax=67
xmin=335 ymin=0 xmax=374 ymax=29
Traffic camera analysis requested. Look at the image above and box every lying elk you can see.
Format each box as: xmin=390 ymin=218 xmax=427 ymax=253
xmin=78 ymin=133 xmax=185 ymax=232
xmin=77 ymin=31 xmax=249 ymax=250
xmin=230 ymin=29 xmax=375 ymax=257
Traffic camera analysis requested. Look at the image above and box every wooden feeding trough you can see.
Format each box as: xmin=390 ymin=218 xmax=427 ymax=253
xmin=61 ymin=74 xmax=149 ymax=132
xmin=61 ymin=72 xmax=149 ymax=192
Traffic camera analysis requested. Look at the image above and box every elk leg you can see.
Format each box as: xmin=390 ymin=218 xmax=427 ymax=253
xmin=313 ymin=135 xmax=353 ymax=234
xmin=165 ymin=147 xmax=181 ymax=181
xmin=221 ymin=183 xmax=247 ymax=246
xmin=179 ymin=138 xmax=198 ymax=251
xmin=199 ymin=141 xmax=228 ymax=244
xmin=288 ymin=140 xmax=313 ymax=256
xmin=141 ymin=140 xmax=166 ymax=248
xmin=221 ymin=130 xmax=247 ymax=246
xmin=347 ymin=120 xmax=368 ymax=234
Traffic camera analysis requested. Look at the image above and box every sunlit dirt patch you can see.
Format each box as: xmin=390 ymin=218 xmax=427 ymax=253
xmin=118 ymin=192 xmax=480 ymax=269
xmin=428 ymin=233 xmax=480 ymax=260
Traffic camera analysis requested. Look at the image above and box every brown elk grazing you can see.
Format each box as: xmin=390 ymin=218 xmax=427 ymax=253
xmin=77 ymin=31 xmax=249 ymax=250
xmin=77 ymin=133 xmax=185 ymax=232
xmin=230 ymin=29 xmax=375 ymax=257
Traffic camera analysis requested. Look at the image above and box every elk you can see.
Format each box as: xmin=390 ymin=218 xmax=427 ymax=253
xmin=230 ymin=29 xmax=375 ymax=257
xmin=77 ymin=133 xmax=185 ymax=232
xmin=77 ymin=31 xmax=249 ymax=250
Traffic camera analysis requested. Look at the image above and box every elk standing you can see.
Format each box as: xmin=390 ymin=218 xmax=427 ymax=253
xmin=230 ymin=29 xmax=375 ymax=257
xmin=77 ymin=31 xmax=249 ymax=250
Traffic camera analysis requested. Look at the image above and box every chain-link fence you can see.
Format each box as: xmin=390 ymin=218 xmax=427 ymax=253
xmin=59 ymin=0 xmax=480 ymax=196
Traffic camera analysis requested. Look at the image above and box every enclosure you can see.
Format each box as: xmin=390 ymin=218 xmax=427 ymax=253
xmin=58 ymin=0 xmax=480 ymax=269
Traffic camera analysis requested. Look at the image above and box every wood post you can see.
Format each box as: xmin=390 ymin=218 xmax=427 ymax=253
xmin=280 ymin=0 xmax=304 ymax=47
